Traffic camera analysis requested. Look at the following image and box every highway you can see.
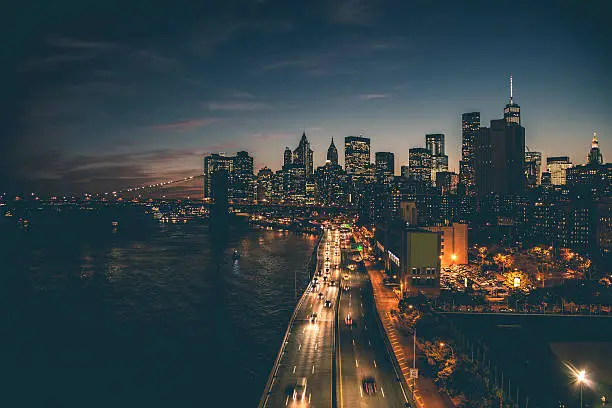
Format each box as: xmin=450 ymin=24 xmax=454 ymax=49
xmin=261 ymin=228 xmax=341 ymax=408
xmin=337 ymin=248 xmax=412 ymax=408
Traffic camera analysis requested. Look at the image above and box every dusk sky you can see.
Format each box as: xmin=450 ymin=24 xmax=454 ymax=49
xmin=3 ymin=0 xmax=611 ymax=194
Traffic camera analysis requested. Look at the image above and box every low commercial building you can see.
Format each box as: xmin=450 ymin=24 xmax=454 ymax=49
xmin=425 ymin=223 xmax=468 ymax=266
xmin=375 ymin=220 xmax=441 ymax=298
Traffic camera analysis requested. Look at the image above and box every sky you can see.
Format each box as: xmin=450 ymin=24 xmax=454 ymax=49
xmin=2 ymin=0 xmax=611 ymax=195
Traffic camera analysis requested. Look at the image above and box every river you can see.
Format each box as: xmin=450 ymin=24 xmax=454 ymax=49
xmin=1 ymin=205 xmax=316 ymax=407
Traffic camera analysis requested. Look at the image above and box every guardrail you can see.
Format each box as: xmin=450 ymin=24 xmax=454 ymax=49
xmin=258 ymin=231 xmax=323 ymax=408
xmin=366 ymin=278 xmax=417 ymax=407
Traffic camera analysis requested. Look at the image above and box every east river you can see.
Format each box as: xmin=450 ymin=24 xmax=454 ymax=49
xmin=1 ymin=206 xmax=316 ymax=407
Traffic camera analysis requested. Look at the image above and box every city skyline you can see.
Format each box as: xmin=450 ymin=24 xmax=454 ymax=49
xmin=3 ymin=0 xmax=611 ymax=194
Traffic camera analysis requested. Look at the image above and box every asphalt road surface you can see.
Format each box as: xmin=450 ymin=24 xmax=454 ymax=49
xmin=263 ymin=229 xmax=341 ymax=408
xmin=337 ymin=255 xmax=411 ymax=408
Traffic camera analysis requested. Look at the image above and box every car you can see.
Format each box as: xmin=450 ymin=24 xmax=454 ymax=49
xmin=325 ymin=299 xmax=332 ymax=308
xmin=343 ymin=274 xmax=349 ymax=280
xmin=293 ymin=377 xmax=307 ymax=400
xmin=362 ymin=377 xmax=377 ymax=395
xmin=329 ymin=280 xmax=335 ymax=286
xmin=345 ymin=313 xmax=352 ymax=325
xmin=309 ymin=313 xmax=318 ymax=323
xmin=318 ymin=292 xmax=324 ymax=300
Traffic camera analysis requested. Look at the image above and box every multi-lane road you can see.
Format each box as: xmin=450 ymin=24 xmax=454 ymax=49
xmin=261 ymin=228 xmax=341 ymax=408
xmin=337 ymin=248 xmax=411 ymax=408
xmin=262 ymin=228 xmax=411 ymax=407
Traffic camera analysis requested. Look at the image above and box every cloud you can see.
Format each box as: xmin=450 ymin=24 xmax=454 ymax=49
xmin=327 ymin=0 xmax=378 ymax=26
xmin=258 ymin=37 xmax=406 ymax=75
xmin=152 ymin=118 xmax=218 ymax=131
xmin=207 ymin=101 xmax=272 ymax=111
xmin=359 ymin=93 xmax=389 ymax=100
xmin=47 ymin=35 xmax=117 ymax=50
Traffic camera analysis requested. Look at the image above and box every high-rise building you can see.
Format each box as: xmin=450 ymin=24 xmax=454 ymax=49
xmin=401 ymin=165 xmax=410 ymax=179
xmin=408 ymin=147 xmax=432 ymax=184
xmin=283 ymin=147 xmax=292 ymax=169
xmin=232 ymin=151 xmax=255 ymax=201
xmin=375 ymin=152 xmax=395 ymax=184
xmin=460 ymin=112 xmax=480 ymax=194
xmin=426 ymin=133 xmax=449 ymax=183
xmin=504 ymin=75 xmax=521 ymax=125
xmin=426 ymin=133 xmax=445 ymax=156
xmin=436 ymin=171 xmax=459 ymax=195
xmin=203 ymin=153 xmax=234 ymax=199
xmin=524 ymin=150 xmax=542 ymax=188
xmin=566 ymin=135 xmax=611 ymax=200
xmin=474 ymin=119 xmax=525 ymax=196
xmin=345 ymin=135 xmax=371 ymax=175
xmin=588 ymin=132 xmax=604 ymax=165
xmin=547 ymin=156 xmax=572 ymax=185
xmin=256 ymin=167 xmax=274 ymax=202
xmin=327 ymin=138 xmax=339 ymax=166
xmin=293 ymin=132 xmax=314 ymax=176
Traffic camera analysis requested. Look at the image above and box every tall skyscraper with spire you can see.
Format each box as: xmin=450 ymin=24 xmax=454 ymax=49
xmin=293 ymin=131 xmax=314 ymax=176
xmin=504 ymin=75 xmax=521 ymax=126
xmin=588 ymin=132 xmax=604 ymax=165
xmin=327 ymin=138 xmax=339 ymax=165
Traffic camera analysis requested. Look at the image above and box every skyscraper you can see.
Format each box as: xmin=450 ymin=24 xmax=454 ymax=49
xmin=547 ymin=156 xmax=572 ymax=185
xmin=203 ymin=153 xmax=234 ymax=199
xmin=345 ymin=135 xmax=371 ymax=175
xmin=524 ymin=150 xmax=542 ymax=188
xmin=375 ymin=152 xmax=395 ymax=184
xmin=408 ymin=147 xmax=432 ymax=184
xmin=426 ymin=133 xmax=445 ymax=156
xmin=504 ymin=75 xmax=521 ymax=126
xmin=460 ymin=112 xmax=480 ymax=194
xmin=232 ymin=150 xmax=255 ymax=201
xmin=327 ymin=138 xmax=339 ymax=165
xmin=426 ymin=133 xmax=449 ymax=183
xmin=474 ymin=119 xmax=525 ymax=196
xmin=588 ymin=132 xmax=604 ymax=165
xmin=293 ymin=132 xmax=314 ymax=176
xmin=283 ymin=147 xmax=292 ymax=169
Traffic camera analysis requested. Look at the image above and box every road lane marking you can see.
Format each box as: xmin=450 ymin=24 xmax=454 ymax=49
xmin=355 ymin=359 xmax=359 ymax=367
xmin=293 ymin=366 xmax=296 ymax=374
xmin=315 ymin=343 xmax=318 ymax=350
xmin=308 ymin=393 xmax=311 ymax=404
xmin=381 ymin=387 xmax=385 ymax=398
xmin=374 ymin=360 xmax=377 ymax=367
xmin=312 ymin=365 xmax=315 ymax=374
xmin=285 ymin=396 xmax=289 ymax=406
xmin=368 ymin=340 xmax=371 ymax=347
xmin=298 ymin=343 xmax=301 ymax=350
xmin=360 ymin=386 xmax=363 ymax=398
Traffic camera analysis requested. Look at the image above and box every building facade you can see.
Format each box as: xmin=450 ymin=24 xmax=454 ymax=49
xmin=345 ymin=136 xmax=371 ymax=175
xmin=408 ymin=147 xmax=433 ymax=184
xmin=460 ymin=112 xmax=480 ymax=195
xmin=547 ymin=156 xmax=572 ymax=185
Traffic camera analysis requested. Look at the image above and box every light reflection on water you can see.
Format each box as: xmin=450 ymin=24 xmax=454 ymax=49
xmin=5 ymin=220 xmax=316 ymax=407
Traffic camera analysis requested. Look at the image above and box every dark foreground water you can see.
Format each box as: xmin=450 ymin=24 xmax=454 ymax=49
xmin=1 ymin=206 xmax=315 ymax=407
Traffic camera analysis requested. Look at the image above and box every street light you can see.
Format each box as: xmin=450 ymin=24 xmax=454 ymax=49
xmin=576 ymin=369 xmax=587 ymax=408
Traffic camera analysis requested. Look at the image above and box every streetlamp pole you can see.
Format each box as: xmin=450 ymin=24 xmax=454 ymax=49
xmin=580 ymin=381 xmax=583 ymax=408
